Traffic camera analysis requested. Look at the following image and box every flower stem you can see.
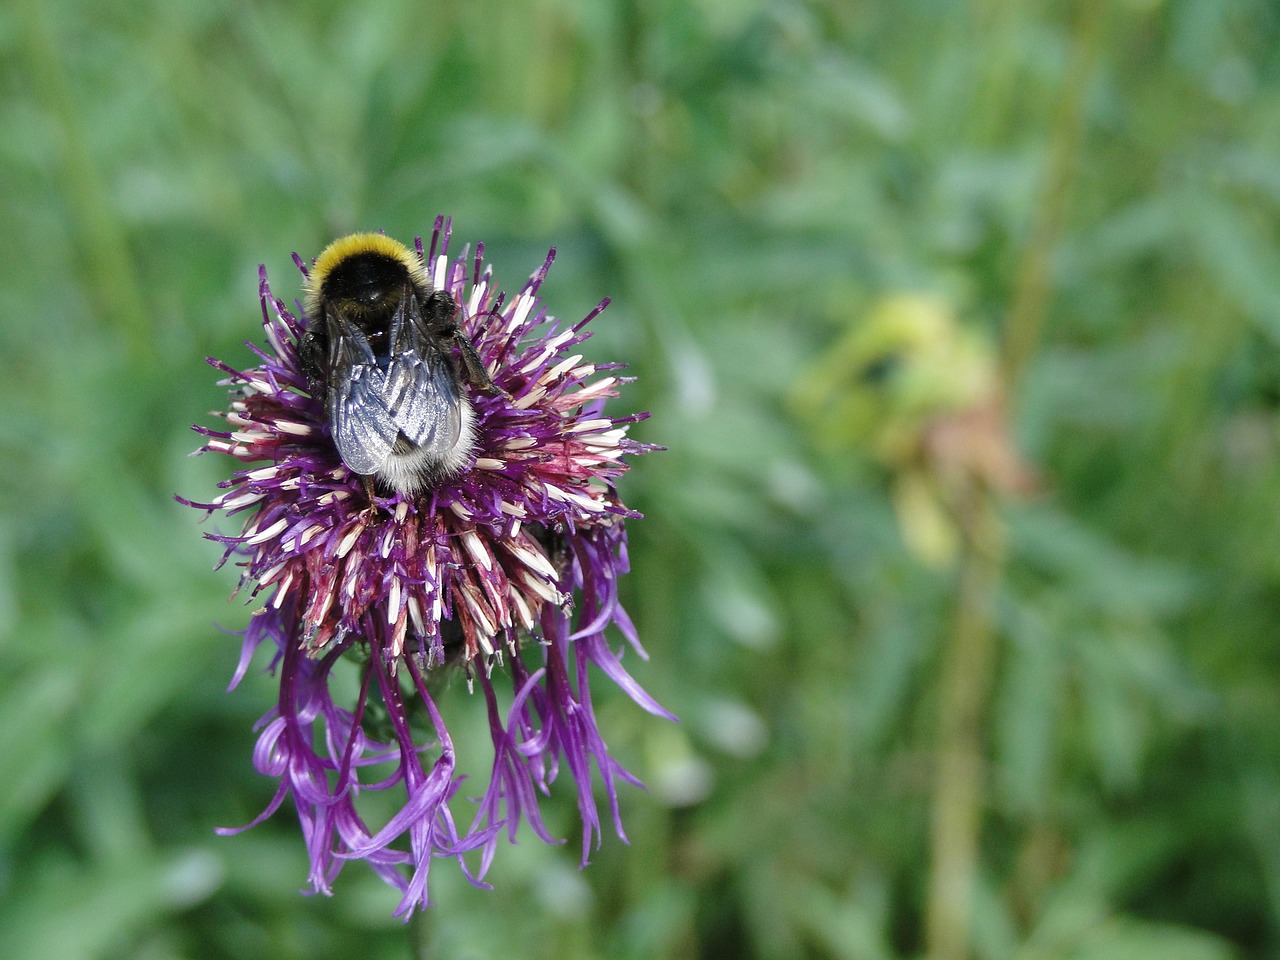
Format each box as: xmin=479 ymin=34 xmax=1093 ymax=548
xmin=1001 ymin=0 xmax=1107 ymax=391
xmin=924 ymin=6 xmax=1107 ymax=956
xmin=411 ymin=909 xmax=431 ymax=959
xmin=924 ymin=497 xmax=1003 ymax=960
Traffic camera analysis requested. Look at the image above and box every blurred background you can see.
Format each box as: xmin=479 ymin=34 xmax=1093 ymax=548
xmin=2 ymin=0 xmax=1279 ymax=957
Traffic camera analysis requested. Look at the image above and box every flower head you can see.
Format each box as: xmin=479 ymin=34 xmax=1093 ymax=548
xmin=182 ymin=217 xmax=670 ymax=915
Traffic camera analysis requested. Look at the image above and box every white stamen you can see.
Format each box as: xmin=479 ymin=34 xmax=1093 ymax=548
xmin=521 ymin=344 xmax=555 ymax=375
xmin=569 ymin=418 xmax=613 ymax=434
xmin=389 ymin=611 xmax=407 ymax=659
xmin=509 ymin=590 xmax=534 ymax=630
xmin=219 ymin=491 xmax=264 ymax=511
xmin=258 ymin=561 xmax=286 ymax=586
xmin=574 ymin=376 xmax=617 ymax=398
xmin=272 ymin=570 xmax=294 ymax=606
xmin=460 ymin=587 xmax=498 ymax=638
xmin=388 ymin=577 xmax=402 ymax=623
xmin=512 ymin=385 xmax=546 ymax=409
xmin=543 ymin=354 xmax=583 ymax=384
xmin=407 ymin=595 xmax=425 ymax=635
xmin=335 ymin=525 xmax=362 ymax=558
xmin=506 ymin=539 xmax=558 ymax=580
xmin=521 ymin=571 xmax=563 ymax=604
xmin=542 ymin=484 xmax=603 ymax=510
xmin=311 ymin=587 xmax=334 ymax=626
xmin=245 ymin=517 xmax=287 ymax=544
xmin=509 ymin=292 xmax=536 ymax=330
xmin=265 ymin=321 xmax=290 ymax=358
xmin=544 ymin=329 xmax=577 ymax=355
xmin=461 ymin=530 xmax=493 ymax=571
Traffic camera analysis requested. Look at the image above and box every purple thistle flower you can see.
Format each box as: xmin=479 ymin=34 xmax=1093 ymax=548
xmin=181 ymin=217 xmax=672 ymax=916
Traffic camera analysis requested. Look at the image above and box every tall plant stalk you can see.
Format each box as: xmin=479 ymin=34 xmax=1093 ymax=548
xmin=924 ymin=3 xmax=1107 ymax=958
xmin=925 ymin=494 xmax=1004 ymax=960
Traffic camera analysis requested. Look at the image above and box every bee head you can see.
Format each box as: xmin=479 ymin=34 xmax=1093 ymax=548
xmin=323 ymin=252 xmax=409 ymax=319
xmin=305 ymin=233 xmax=430 ymax=326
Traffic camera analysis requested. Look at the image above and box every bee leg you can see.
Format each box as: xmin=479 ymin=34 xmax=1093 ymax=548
xmin=299 ymin=331 xmax=327 ymax=401
xmin=361 ymin=474 xmax=378 ymax=505
xmin=423 ymin=289 xmax=507 ymax=397
xmin=451 ymin=331 xmax=506 ymax=396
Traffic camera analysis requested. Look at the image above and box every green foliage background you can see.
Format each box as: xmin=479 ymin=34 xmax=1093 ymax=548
xmin=2 ymin=0 xmax=1278 ymax=957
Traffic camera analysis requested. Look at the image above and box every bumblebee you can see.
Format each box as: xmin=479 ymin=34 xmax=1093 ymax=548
xmin=299 ymin=233 xmax=500 ymax=495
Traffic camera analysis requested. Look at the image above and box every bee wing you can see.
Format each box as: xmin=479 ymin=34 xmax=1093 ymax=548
xmin=324 ymin=316 xmax=401 ymax=476
xmin=382 ymin=291 xmax=464 ymax=451
xmin=323 ymin=292 xmax=464 ymax=478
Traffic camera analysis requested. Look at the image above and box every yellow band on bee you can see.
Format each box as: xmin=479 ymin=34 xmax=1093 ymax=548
xmin=312 ymin=233 xmax=423 ymax=281
xmin=305 ymin=233 xmax=428 ymax=317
